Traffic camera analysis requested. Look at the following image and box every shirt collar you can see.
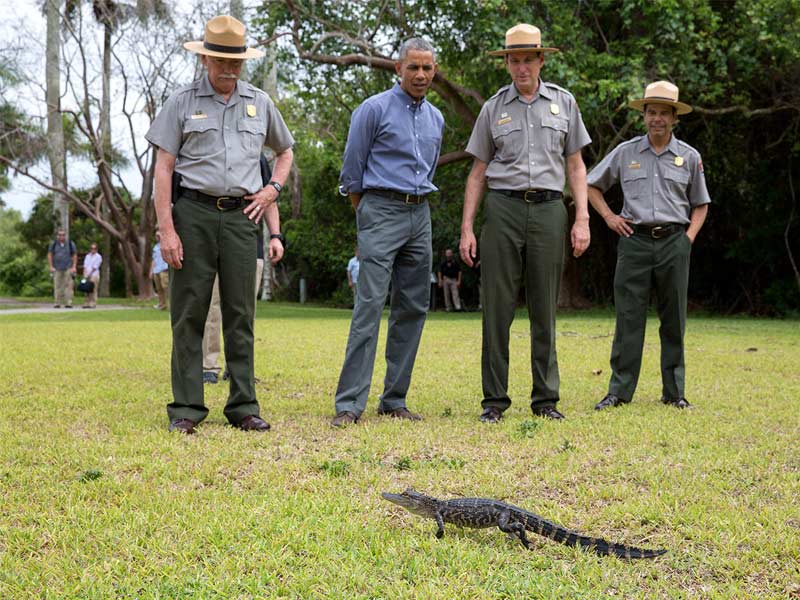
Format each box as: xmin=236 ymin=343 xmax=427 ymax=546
xmin=637 ymin=133 xmax=680 ymax=155
xmin=505 ymin=79 xmax=550 ymax=104
xmin=392 ymin=81 xmax=427 ymax=108
xmin=197 ymin=75 xmax=245 ymax=105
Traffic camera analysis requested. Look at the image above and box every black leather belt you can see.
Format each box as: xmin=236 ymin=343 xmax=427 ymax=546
xmin=365 ymin=189 xmax=428 ymax=205
xmin=496 ymin=189 xmax=563 ymax=203
xmin=632 ymin=223 xmax=685 ymax=239
xmin=180 ymin=187 xmax=251 ymax=210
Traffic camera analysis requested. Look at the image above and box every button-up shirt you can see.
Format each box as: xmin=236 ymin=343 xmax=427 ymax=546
xmin=145 ymin=75 xmax=294 ymax=197
xmin=83 ymin=251 xmax=103 ymax=277
xmin=152 ymin=242 xmax=169 ymax=275
xmin=587 ymin=134 xmax=711 ymax=225
xmin=347 ymin=256 xmax=360 ymax=284
xmin=49 ymin=240 xmax=76 ymax=271
xmin=340 ymin=82 xmax=444 ymax=195
xmin=466 ymin=80 xmax=591 ymax=192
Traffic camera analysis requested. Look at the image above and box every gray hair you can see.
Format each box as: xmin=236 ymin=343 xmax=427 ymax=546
xmin=398 ymin=38 xmax=436 ymax=62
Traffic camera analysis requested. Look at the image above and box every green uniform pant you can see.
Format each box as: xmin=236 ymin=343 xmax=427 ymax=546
xmin=608 ymin=230 xmax=692 ymax=401
xmin=167 ymin=196 xmax=259 ymax=425
xmin=480 ymin=190 xmax=567 ymax=411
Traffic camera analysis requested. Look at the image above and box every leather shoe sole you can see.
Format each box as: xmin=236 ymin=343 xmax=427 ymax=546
xmin=169 ymin=418 xmax=196 ymax=434
xmin=479 ymin=407 xmax=503 ymax=423
xmin=331 ymin=411 xmax=359 ymax=427
xmin=594 ymin=394 xmax=629 ymax=410
xmin=532 ymin=406 xmax=565 ymax=420
xmin=236 ymin=415 xmax=271 ymax=431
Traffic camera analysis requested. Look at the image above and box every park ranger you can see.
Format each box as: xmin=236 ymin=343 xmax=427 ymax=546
xmin=459 ymin=24 xmax=591 ymax=423
xmin=146 ymin=15 xmax=294 ymax=434
xmin=588 ymin=81 xmax=710 ymax=411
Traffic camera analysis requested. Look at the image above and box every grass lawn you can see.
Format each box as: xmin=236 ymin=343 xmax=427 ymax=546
xmin=1 ymin=304 xmax=798 ymax=598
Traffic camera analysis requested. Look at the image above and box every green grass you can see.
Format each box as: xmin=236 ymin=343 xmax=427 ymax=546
xmin=1 ymin=304 xmax=798 ymax=598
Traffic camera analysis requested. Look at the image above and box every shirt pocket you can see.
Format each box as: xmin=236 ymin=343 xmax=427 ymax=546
xmin=491 ymin=121 xmax=523 ymax=161
xmin=541 ymin=115 xmax=569 ymax=154
xmin=237 ymin=118 xmax=266 ymax=155
xmin=181 ymin=117 xmax=220 ymax=158
xmin=621 ymin=169 xmax=649 ymax=199
xmin=418 ymin=132 xmax=442 ymax=166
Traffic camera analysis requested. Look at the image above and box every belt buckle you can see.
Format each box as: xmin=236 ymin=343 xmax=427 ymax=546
xmin=216 ymin=196 xmax=230 ymax=210
xmin=523 ymin=190 xmax=539 ymax=203
xmin=650 ymin=225 xmax=668 ymax=239
xmin=404 ymin=194 xmax=418 ymax=205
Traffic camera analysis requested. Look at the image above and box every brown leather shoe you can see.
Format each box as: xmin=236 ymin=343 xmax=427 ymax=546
xmin=331 ymin=411 xmax=359 ymax=427
xmin=168 ymin=418 xmax=196 ymax=434
xmin=531 ymin=405 xmax=565 ymax=420
xmin=236 ymin=415 xmax=271 ymax=431
xmin=377 ymin=407 xmax=423 ymax=421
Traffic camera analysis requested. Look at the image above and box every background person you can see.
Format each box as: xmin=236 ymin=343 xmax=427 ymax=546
xmin=47 ymin=229 xmax=77 ymax=309
xmin=81 ymin=243 xmax=102 ymax=309
xmin=151 ymin=232 xmax=169 ymax=310
xmin=437 ymin=248 xmax=462 ymax=311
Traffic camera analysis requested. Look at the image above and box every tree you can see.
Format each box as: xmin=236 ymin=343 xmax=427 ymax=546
xmin=46 ymin=0 xmax=70 ymax=238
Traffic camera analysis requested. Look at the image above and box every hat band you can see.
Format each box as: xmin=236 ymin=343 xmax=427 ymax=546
xmin=505 ymin=43 xmax=543 ymax=49
xmin=644 ymin=95 xmax=678 ymax=102
xmin=204 ymin=41 xmax=248 ymax=54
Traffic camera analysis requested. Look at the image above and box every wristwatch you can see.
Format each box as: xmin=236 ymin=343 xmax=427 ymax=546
xmin=270 ymin=233 xmax=285 ymax=245
xmin=268 ymin=180 xmax=282 ymax=193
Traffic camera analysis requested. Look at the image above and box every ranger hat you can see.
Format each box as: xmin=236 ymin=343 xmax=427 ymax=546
xmin=184 ymin=15 xmax=264 ymax=60
xmin=629 ymin=81 xmax=692 ymax=115
xmin=488 ymin=24 xmax=558 ymax=56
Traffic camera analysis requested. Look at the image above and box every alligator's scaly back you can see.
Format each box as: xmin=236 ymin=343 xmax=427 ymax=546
xmin=382 ymin=489 xmax=666 ymax=560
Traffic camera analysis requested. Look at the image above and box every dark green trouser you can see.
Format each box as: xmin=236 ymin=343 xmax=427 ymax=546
xmin=480 ymin=190 xmax=567 ymax=412
xmin=608 ymin=230 xmax=692 ymax=402
xmin=167 ymin=196 xmax=259 ymax=425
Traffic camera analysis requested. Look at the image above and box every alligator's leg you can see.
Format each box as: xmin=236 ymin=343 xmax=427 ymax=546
xmin=434 ymin=511 xmax=445 ymax=539
xmin=497 ymin=510 xmax=531 ymax=548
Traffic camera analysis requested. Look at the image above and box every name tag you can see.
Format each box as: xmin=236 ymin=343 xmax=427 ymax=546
xmin=628 ymin=161 xmax=641 ymax=170
xmin=497 ymin=117 xmax=512 ymax=125
xmin=190 ymin=113 xmax=207 ymax=120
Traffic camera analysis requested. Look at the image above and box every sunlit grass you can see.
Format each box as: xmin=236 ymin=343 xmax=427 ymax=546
xmin=1 ymin=304 xmax=798 ymax=598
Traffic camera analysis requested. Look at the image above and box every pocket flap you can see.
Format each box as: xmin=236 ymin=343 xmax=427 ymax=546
xmin=541 ymin=115 xmax=568 ymax=133
xmin=622 ymin=169 xmax=648 ymax=182
xmin=237 ymin=118 xmax=264 ymax=135
xmin=491 ymin=121 xmax=522 ymax=138
xmin=663 ymin=167 xmax=690 ymax=184
xmin=183 ymin=117 xmax=219 ymax=133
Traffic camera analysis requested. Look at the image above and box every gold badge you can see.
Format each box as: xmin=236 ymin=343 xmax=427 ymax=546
xmin=190 ymin=113 xmax=207 ymax=120
xmin=497 ymin=117 xmax=512 ymax=125
xmin=674 ymin=156 xmax=684 ymax=167
xmin=246 ymin=104 xmax=257 ymax=117
xmin=550 ymin=103 xmax=560 ymax=115
xmin=628 ymin=161 xmax=641 ymax=170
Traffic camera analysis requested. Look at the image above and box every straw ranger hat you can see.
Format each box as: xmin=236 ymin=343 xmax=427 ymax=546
xmin=489 ymin=24 xmax=558 ymax=56
xmin=628 ymin=81 xmax=692 ymax=115
xmin=184 ymin=15 xmax=264 ymax=60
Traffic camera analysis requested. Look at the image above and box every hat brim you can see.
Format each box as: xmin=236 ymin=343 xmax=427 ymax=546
xmin=488 ymin=46 xmax=558 ymax=56
xmin=629 ymin=98 xmax=692 ymax=115
xmin=184 ymin=41 xmax=264 ymax=60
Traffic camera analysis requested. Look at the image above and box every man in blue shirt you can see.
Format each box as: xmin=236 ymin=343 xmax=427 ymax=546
xmin=150 ymin=232 xmax=170 ymax=310
xmin=346 ymin=247 xmax=360 ymax=308
xmin=332 ymin=38 xmax=444 ymax=427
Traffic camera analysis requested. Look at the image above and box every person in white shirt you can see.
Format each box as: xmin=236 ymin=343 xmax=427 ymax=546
xmin=82 ymin=243 xmax=103 ymax=309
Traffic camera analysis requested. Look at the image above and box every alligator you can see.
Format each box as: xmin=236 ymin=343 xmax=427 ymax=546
xmin=381 ymin=489 xmax=666 ymax=559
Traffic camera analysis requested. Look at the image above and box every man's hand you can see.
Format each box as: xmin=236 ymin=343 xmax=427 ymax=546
xmin=244 ymin=186 xmax=279 ymax=224
xmin=604 ymin=214 xmax=634 ymax=238
xmin=160 ymin=229 xmax=184 ymax=269
xmin=69 ymin=267 xmax=77 ymax=276
xmin=268 ymin=238 xmax=284 ymax=265
xmin=460 ymin=229 xmax=478 ymax=268
xmin=571 ymin=219 xmax=591 ymax=258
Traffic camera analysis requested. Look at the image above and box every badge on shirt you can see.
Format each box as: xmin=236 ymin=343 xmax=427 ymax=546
xmin=674 ymin=156 xmax=684 ymax=167
xmin=190 ymin=113 xmax=207 ymax=120
xmin=628 ymin=161 xmax=641 ymax=170
xmin=497 ymin=116 xmax=512 ymax=125
xmin=246 ymin=104 xmax=257 ymax=118
xmin=550 ymin=103 xmax=560 ymax=115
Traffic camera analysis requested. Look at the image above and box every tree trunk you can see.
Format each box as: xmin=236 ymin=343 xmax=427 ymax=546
xmin=260 ymin=42 xmax=279 ymax=300
xmin=46 ymin=0 xmax=68 ymax=237
xmin=99 ymin=17 xmax=112 ymax=297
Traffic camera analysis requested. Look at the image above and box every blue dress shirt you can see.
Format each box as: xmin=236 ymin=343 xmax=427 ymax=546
xmin=340 ymin=82 xmax=444 ymax=196
xmin=152 ymin=242 xmax=169 ymax=275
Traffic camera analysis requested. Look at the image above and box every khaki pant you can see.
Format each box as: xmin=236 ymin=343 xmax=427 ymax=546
xmin=442 ymin=276 xmax=461 ymax=311
xmin=83 ymin=272 xmax=100 ymax=307
xmin=53 ymin=270 xmax=74 ymax=306
xmin=154 ymin=271 xmax=169 ymax=309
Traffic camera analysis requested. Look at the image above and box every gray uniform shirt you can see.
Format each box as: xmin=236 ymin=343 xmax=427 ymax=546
xmin=587 ymin=134 xmax=711 ymax=225
xmin=145 ymin=75 xmax=294 ymax=197
xmin=465 ymin=80 xmax=591 ymax=192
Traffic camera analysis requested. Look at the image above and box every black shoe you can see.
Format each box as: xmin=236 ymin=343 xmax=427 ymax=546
xmin=236 ymin=414 xmax=270 ymax=432
xmin=222 ymin=368 xmax=230 ymax=381
xmin=331 ymin=411 xmax=359 ymax=427
xmin=203 ymin=371 xmax=218 ymax=384
xmin=662 ymin=397 xmax=692 ymax=409
xmin=531 ymin=405 xmax=565 ymax=420
xmin=168 ymin=418 xmax=196 ymax=434
xmin=479 ymin=407 xmax=503 ymax=423
xmin=594 ymin=394 xmax=629 ymax=411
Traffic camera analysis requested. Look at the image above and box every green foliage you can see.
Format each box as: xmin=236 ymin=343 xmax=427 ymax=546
xmin=253 ymin=0 xmax=799 ymax=313
xmin=0 ymin=208 xmax=50 ymax=296
xmin=319 ymin=459 xmax=350 ymax=477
